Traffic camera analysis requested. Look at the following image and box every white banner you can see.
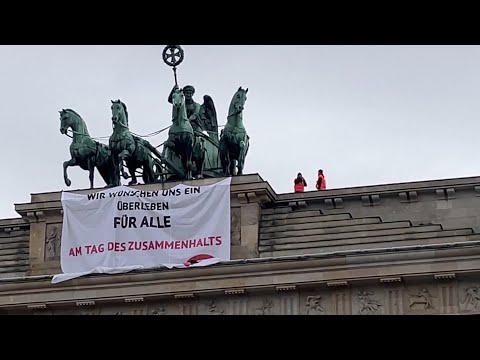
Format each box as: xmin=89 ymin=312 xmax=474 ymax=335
xmin=52 ymin=178 xmax=232 ymax=284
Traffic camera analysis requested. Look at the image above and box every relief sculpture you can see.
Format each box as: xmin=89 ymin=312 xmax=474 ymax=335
xmin=408 ymin=288 xmax=435 ymax=310
xmin=207 ymin=300 xmax=226 ymax=315
xmin=357 ymin=291 xmax=382 ymax=315
xmin=306 ymin=295 xmax=324 ymax=315
xmin=151 ymin=306 xmax=167 ymax=315
xmin=255 ymin=298 xmax=273 ymax=315
xmin=461 ymin=285 xmax=480 ymax=311
xmin=45 ymin=224 xmax=62 ymax=261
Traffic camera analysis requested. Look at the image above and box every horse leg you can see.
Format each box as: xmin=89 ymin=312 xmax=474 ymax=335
xmin=179 ymin=134 xmax=193 ymax=180
xmin=200 ymin=142 xmax=206 ymax=178
xmin=229 ymin=154 xmax=236 ymax=176
xmin=192 ymin=142 xmax=198 ymax=179
xmin=197 ymin=148 xmax=205 ymax=179
xmin=142 ymin=164 xmax=150 ymax=184
xmin=237 ymin=138 xmax=247 ymax=175
xmin=193 ymin=141 xmax=205 ymax=179
xmin=107 ymin=154 xmax=117 ymax=187
xmin=181 ymin=149 xmax=193 ymax=180
xmin=120 ymin=145 xmax=133 ymax=181
xmin=180 ymin=155 xmax=188 ymax=180
xmin=87 ymin=157 xmax=95 ymax=189
xmin=63 ymin=158 xmax=76 ymax=187
xmin=143 ymin=158 xmax=155 ymax=184
xmin=97 ymin=164 xmax=111 ymax=188
xmin=110 ymin=152 xmax=121 ymax=187
xmin=121 ymin=160 xmax=130 ymax=180
xmin=127 ymin=161 xmax=138 ymax=185
xmin=187 ymin=138 xmax=194 ymax=180
xmin=224 ymin=152 xmax=231 ymax=176
xmin=117 ymin=150 xmax=130 ymax=183
xmin=104 ymin=153 xmax=118 ymax=187
xmin=219 ymin=138 xmax=229 ymax=176
xmin=228 ymin=144 xmax=236 ymax=176
xmin=94 ymin=153 xmax=109 ymax=188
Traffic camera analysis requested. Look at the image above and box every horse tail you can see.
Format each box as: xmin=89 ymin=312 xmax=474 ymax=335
xmin=92 ymin=141 xmax=114 ymax=186
xmin=92 ymin=141 xmax=105 ymax=165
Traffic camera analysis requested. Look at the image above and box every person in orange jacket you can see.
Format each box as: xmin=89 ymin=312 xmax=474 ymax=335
xmin=316 ymin=169 xmax=326 ymax=190
xmin=294 ymin=172 xmax=307 ymax=193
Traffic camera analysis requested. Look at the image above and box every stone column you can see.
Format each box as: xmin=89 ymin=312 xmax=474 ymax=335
xmin=22 ymin=209 xmax=63 ymax=276
xmin=231 ymin=192 xmax=269 ymax=259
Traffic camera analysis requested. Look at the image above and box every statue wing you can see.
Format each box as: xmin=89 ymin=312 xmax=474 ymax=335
xmin=201 ymin=95 xmax=218 ymax=132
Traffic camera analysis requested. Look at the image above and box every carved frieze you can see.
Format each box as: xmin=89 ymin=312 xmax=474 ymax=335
xmin=408 ymin=288 xmax=435 ymax=311
xmin=357 ymin=291 xmax=382 ymax=315
xmin=306 ymin=295 xmax=324 ymax=315
xmin=45 ymin=223 xmax=62 ymax=260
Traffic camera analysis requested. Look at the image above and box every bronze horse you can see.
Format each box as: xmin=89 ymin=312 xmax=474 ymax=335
xmin=59 ymin=109 xmax=115 ymax=188
xmin=109 ymin=100 xmax=160 ymax=186
xmin=219 ymin=87 xmax=249 ymax=176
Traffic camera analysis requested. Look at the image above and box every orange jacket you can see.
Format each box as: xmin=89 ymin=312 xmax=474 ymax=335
xmin=294 ymin=177 xmax=307 ymax=192
xmin=316 ymin=174 xmax=326 ymax=190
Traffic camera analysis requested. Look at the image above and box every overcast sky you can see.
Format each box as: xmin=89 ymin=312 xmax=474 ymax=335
xmin=0 ymin=45 xmax=479 ymax=219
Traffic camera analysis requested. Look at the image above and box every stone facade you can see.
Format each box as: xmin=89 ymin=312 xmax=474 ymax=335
xmin=4 ymin=282 xmax=480 ymax=315
xmin=1 ymin=174 xmax=480 ymax=315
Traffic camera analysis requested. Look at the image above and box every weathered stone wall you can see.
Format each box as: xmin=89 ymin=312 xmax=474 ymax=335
xmin=282 ymin=176 xmax=480 ymax=232
xmin=1 ymin=174 xmax=480 ymax=315
xmin=13 ymin=175 xmax=274 ymax=276
xmin=4 ymin=276 xmax=480 ymax=315
xmin=258 ymin=208 xmax=480 ymax=257
xmin=0 ymin=218 xmax=29 ymax=278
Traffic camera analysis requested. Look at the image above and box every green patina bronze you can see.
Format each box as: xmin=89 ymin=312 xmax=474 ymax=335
xmin=59 ymin=109 xmax=115 ymax=188
xmin=165 ymin=84 xmax=220 ymax=179
xmin=219 ymin=87 xmax=250 ymax=176
xmin=163 ymin=88 xmax=195 ymax=180
xmin=59 ymin=45 xmax=252 ymax=187
xmin=109 ymin=99 xmax=162 ymax=186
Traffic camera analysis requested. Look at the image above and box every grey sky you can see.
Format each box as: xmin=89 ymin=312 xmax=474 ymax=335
xmin=1 ymin=45 xmax=479 ymax=219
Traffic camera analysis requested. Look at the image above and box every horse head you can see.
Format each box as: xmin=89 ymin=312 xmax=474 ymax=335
xmin=59 ymin=109 xmax=70 ymax=134
xmin=59 ymin=108 xmax=85 ymax=135
xmin=172 ymin=88 xmax=185 ymax=110
xmin=171 ymin=88 xmax=188 ymax=123
xmin=111 ymin=99 xmax=129 ymax=128
xmin=228 ymin=86 xmax=248 ymax=117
